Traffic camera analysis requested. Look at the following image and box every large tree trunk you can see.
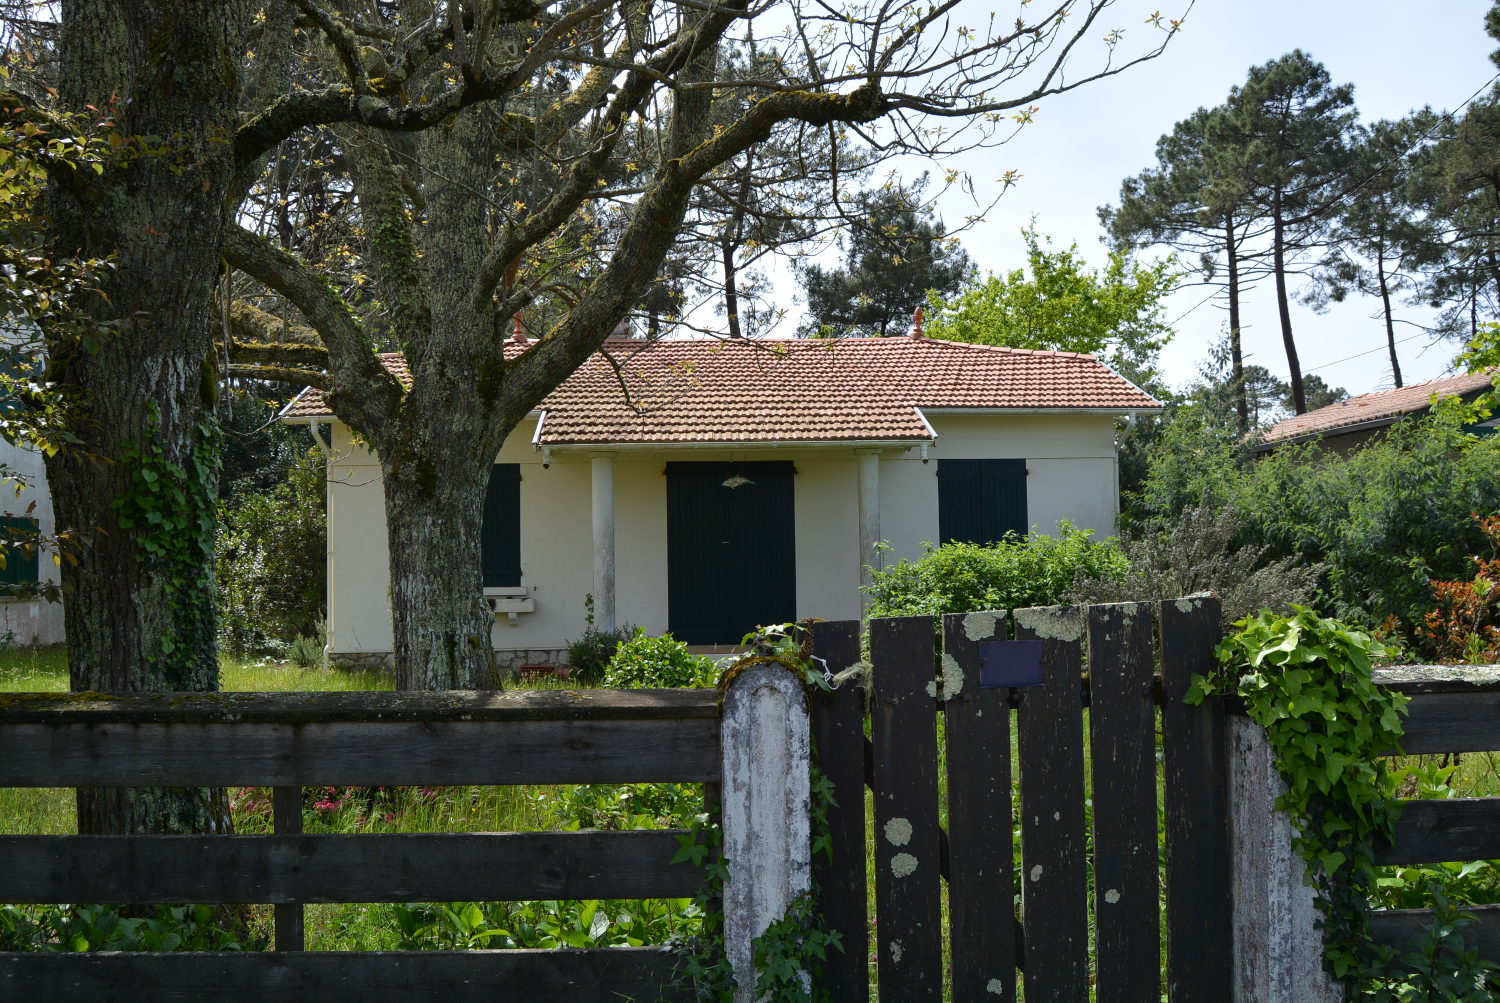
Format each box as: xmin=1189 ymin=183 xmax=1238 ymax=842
xmin=376 ymin=100 xmax=515 ymax=690
xmin=383 ymin=432 xmax=504 ymax=690
xmin=43 ymin=1 xmax=254 ymax=834
xmin=1270 ymin=191 xmax=1307 ymax=414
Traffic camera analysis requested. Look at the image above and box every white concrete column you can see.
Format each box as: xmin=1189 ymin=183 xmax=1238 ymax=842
xmin=1230 ymin=715 xmax=1341 ymax=1003
xmin=590 ymin=452 xmax=616 ymax=632
xmin=720 ymin=662 xmax=812 ymax=1001
xmin=856 ymin=449 xmax=881 ymax=602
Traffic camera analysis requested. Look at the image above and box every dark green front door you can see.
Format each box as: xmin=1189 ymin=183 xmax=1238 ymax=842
xmin=667 ymin=461 xmax=796 ymax=645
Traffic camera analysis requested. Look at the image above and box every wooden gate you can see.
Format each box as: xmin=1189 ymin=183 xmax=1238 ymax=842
xmin=809 ymin=598 xmax=1232 ymax=1001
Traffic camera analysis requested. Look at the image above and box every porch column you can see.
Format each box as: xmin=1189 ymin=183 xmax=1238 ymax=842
xmin=590 ymin=452 xmax=616 ymax=632
xmin=856 ymin=449 xmax=881 ymax=604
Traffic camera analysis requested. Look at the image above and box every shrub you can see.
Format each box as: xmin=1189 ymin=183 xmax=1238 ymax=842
xmin=0 ymin=903 xmax=266 ymax=952
xmin=1236 ymin=420 xmax=1500 ymax=636
xmin=216 ymin=447 xmax=326 ymax=658
xmin=287 ymin=631 xmax=324 ymax=669
xmin=1418 ymin=513 xmax=1500 ymax=664
xmin=542 ymin=782 xmax=705 ymax=831
xmin=864 ymin=521 xmax=1128 ymax=618
xmin=1129 ymin=401 xmax=1500 ymax=651
xmin=1067 ymin=501 xmax=1325 ymax=626
xmin=564 ymin=616 xmax=639 ymax=685
xmin=600 ymin=629 xmax=717 ymax=688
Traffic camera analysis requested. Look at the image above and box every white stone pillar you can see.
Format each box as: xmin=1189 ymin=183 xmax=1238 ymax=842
xmin=856 ymin=449 xmax=881 ymax=603
xmin=1230 ymin=714 xmax=1341 ymax=1003
xmin=720 ymin=662 xmax=812 ymax=1002
xmin=590 ymin=452 xmax=616 ymax=632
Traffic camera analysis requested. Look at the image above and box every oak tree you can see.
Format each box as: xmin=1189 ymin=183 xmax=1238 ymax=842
xmin=3 ymin=2 xmax=1188 ymax=795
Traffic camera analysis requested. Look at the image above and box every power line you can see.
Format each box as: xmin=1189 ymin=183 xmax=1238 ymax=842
xmin=1302 ymin=329 xmax=1433 ymax=375
xmin=1165 ymin=288 xmax=1221 ymax=328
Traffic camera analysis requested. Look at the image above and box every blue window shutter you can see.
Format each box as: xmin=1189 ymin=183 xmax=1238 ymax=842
xmin=481 ymin=464 xmax=521 ymax=587
xmin=938 ymin=459 xmax=1027 ymax=544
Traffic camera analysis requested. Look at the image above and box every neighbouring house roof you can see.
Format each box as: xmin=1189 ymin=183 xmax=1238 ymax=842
xmin=1259 ymin=370 xmax=1496 ymax=448
xmin=282 ymin=336 xmax=1161 ymax=446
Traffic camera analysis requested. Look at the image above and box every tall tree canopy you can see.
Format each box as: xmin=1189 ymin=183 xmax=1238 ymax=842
xmin=925 ymin=227 xmax=1178 ymax=392
xmin=797 ymin=181 xmax=975 ymax=338
xmin=1105 ymin=50 xmax=1358 ymax=419
xmin=1 ymin=2 xmax=1186 ymax=833
xmin=1102 ymin=104 xmax=1267 ymax=431
xmin=1309 ymin=114 xmax=1442 ymax=388
xmin=1221 ymin=50 xmax=1357 ymax=415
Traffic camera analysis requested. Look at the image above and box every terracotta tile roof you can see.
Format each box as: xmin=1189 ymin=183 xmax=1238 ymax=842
xmin=1260 ymin=370 xmax=1496 ymax=445
xmin=282 ymin=336 xmax=1161 ymax=445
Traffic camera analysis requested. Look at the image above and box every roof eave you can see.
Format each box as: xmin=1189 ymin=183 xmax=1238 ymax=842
xmin=540 ymin=436 xmax=934 ymax=451
xmin=918 ymin=406 xmax=1165 ymax=416
xmin=1256 ymin=414 xmax=1405 ymax=452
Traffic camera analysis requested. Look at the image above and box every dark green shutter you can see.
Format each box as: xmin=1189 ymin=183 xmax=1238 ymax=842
xmin=0 ymin=515 xmax=39 ymax=589
xmin=0 ymin=353 xmax=35 ymax=415
xmin=938 ymin=459 xmax=1028 ymax=544
xmin=481 ymin=464 xmax=521 ymax=587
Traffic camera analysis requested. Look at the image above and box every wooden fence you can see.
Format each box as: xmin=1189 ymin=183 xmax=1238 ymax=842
xmin=1368 ymin=666 xmax=1500 ymax=962
xmin=0 ymin=688 xmax=724 ymax=1000
xmin=7 ymin=607 xmax=1491 ymax=1001
xmin=808 ymin=598 xmax=1233 ymax=1003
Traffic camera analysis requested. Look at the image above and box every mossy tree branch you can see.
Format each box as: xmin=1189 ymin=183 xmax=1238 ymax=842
xmin=222 ymin=224 xmax=401 ymax=433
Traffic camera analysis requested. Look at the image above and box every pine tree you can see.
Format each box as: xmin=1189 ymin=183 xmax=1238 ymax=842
xmin=797 ymin=182 xmax=973 ymax=338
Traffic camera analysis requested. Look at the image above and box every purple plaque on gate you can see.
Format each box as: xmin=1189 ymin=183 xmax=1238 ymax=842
xmin=977 ymin=639 xmax=1045 ymax=688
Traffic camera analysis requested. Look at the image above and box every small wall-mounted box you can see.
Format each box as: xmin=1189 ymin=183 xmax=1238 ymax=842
xmin=483 ymin=587 xmax=535 ymax=624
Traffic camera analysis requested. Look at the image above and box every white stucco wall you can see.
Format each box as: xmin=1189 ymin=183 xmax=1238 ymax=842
xmin=321 ymin=411 xmax=1123 ymax=657
xmin=0 ymin=438 xmax=64 ymax=646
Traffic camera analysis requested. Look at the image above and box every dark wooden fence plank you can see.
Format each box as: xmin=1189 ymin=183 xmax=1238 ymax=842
xmin=1159 ymin=595 xmax=1231 ymax=1003
xmin=0 ymin=689 xmax=721 ymax=724
xmin=941 ymin=610 xmax=1016 ymax=1003
xmin=1373 ymin=799 xmax=1500 ymax=865
xmin=0 ymin=831 xmax=702 ymax=903
xmin=272 ymin=787 xmax=303 ymax=951
xmin=1387 ymin=691 xmax=1500 ymax=755
xmin=1086 ymin=602 xmax=1162 ymax=1003
xmin=0 ymin=947 xmax=691 ymax=1002
xmin=0 ymin=718 xmax=719 ymax=786
xmin=810 ymin=619 xmax=869 ymax=1003
xmin=1013 ymin=605 xmax=1090 ymax=1003
xmin=1371 ymin=907 xmax=1500 ymax=962
xmin=869 ymin=615 xmax=943 ymax=1000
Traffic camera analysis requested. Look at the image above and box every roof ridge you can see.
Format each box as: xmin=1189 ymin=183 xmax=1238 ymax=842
xmin=1333 ymin=368 xmax=1492 ymax=404
xmin=917 ymin=336 xmax=1099 ymax=362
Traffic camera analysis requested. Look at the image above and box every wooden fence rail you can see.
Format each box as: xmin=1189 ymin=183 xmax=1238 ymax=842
xmin=1366 ymin=667 xmax=1500 ymax=967
xmin=0 ymin=688 xmax=725 ymax=1001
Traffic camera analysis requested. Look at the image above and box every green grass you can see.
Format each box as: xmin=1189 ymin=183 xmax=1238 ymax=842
xmin=0 ymin=645 xmax=68 ymax=692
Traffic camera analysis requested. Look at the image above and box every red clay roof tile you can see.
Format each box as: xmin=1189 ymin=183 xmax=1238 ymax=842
xmin=1260 ymin=370 xmax=1495 ymax=444
xmin=282 ymin=337 xmax=1161 ymax=444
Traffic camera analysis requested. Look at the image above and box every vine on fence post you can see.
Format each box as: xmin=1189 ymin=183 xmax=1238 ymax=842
xmin=1186 ymin=605 xmax=1500 ymax=998
xmin=673 ymin=621 xmax=845 ymax=1002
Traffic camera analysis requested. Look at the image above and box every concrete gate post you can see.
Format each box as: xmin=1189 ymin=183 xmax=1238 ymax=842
xmin=720 ymin=662 xmax=812 ymax=1001
xmin=1229 ymin=714 xmax=1342 ymax=1002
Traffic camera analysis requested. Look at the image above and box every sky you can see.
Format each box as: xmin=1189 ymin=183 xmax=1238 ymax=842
xmin=897 ymin=0 xmax=1499 ymax=399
